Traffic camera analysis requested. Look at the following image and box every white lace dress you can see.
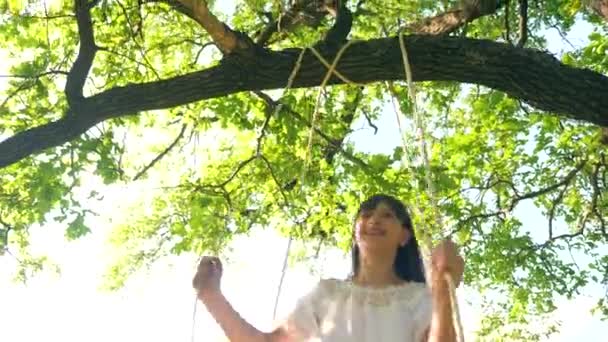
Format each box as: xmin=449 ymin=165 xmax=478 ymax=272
xmin=278 ymin=279 xmax=432 ymax=342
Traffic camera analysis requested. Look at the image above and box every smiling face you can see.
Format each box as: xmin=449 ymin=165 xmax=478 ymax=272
xmin=351 ymin=194 xmax=426 ymax=283
xmin=354 ymin=201 xmax=410 ymax=252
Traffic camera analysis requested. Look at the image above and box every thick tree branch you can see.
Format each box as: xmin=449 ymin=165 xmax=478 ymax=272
xmin=65 ymin=0 xmax=98 ymax=107
xmin=1 ymin=36 xmax=608 ymax=169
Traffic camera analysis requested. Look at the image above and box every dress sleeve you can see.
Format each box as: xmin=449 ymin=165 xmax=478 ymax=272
xmin=275 ymin=280 xmax=323 ymax=341
xmin=412 ymin=285 xmax=433 ymax=342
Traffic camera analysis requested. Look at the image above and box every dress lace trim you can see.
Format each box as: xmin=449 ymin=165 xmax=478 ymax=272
xmin=319 ymin=278 xmax=428 ymax=308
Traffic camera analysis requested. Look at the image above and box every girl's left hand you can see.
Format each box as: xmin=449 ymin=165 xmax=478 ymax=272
xmin=431 ymin=239 xmax=465 ymax=287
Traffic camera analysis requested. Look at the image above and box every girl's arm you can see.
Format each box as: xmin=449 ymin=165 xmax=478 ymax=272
xmin=426 ymin=239 xmax=464 ymax=342
xmin=193 ymin=256 xmax=289 ymax=342
xmin=201 ymin=291 xmax=289 ymax=342
xmin=426 ymin=274 xmax=456 ymax=342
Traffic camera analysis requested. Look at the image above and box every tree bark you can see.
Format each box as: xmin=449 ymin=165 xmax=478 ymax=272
xmin=1 ymin=35 xmax=607 ymax=169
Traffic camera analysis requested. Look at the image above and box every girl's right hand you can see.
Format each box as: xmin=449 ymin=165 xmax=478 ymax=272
xmin=192 ymin=256 xmax=223 ymax=299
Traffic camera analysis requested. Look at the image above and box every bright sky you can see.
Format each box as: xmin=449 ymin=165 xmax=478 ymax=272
xmin=1 ymin=2 xmax=606 ymax=342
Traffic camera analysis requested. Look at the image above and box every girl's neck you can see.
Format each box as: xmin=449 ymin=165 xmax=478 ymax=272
xmin=353 ymin=252 xmax=403 ymax=288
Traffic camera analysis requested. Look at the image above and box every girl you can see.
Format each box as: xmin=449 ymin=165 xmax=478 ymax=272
xmin=193 ymin=194 xmax=465 ymax=341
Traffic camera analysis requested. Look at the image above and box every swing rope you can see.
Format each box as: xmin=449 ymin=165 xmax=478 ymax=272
xmin=272 ymin=34 xmax=466 ymax=338
xmin=265 ymin=46 xmax=307 ymax=322
xmin=273 ymin=41 xmax=356 ymax=320
xmin=274 ymin=34 xmax=465 ymax=340
xmin=396 ymin=32 xmax=465 ymax=342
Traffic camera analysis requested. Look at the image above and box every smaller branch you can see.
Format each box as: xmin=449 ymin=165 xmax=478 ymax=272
xmin=445 ymin=178 xmax=493 ymax=200
xmin=133 ymin=124 xmax=187 ymax=180
xmin=543 ymin=231 xmax=585 ymax=247
xmin=255 ymin=10 xmax=288 ymax=45
xmin=600 ymin=127 xmax=608 ymax=145
xmin=452 ymin=211 xmax=504 ymax=235
xmin=596 ymin=209 xmax=607 ymax=239
xmin=43 ymin=1 xmax=52 ymax=51
xmin=191 ymin=42 xmax=217 ymax=66
xmin=97 ymin=46 xmax=159 ymax=77
xmin=65 ymin=0 xmax=99 ymax=106
xmin=1 ymin=82 xmax=34 ymax=110
xmin=590 ymin=163 xmax=607 ymax=238
xmin=589 ymin=0 xmax=608 ymax=20
xmin=405 ymin=0 xmax=503 ymax=36
xmin=87 ymin=0 xmax=102 ymax=9
xmin=0 ymin=71 xmax=69 ymax=79
xmin=475 ymin=177 xmax=494 ymax=203
xmin=16 ymin=14 xmax=75 ymax=20
xmin=149 ymin=0 xmax=196 ymax=20
xmin=115 ymin=0 xmax=161 ymax=79
xmin=219 ymin=186 xmax=233 ymax=210
xmin=253 ymin=91 xmax=369 ymax=169
xmin=0 ymin=67 xmax=69 ymax=109
xmin=324 ymin=87 xmax=363 ymax=164
xmin=503 ymin=0 xmax=512 ymax=44
xmin=566 ymin=239 xmax=582 ymax=272
xmin=496 ymin=178 xmax=521 ymax=198
xmin=575 ymin=207 xmax=593 ymax=238
xmin=519 ymin=231 xmax=583 ymax=262
xmin=548 ymin=183 xmax=569 ymax=239
xmin=549 ymin=24 xmax=577 ymax=50
xmin=509 ymin=160 xmax=586 ymax=210
xmin=175 ymin=0 xmax=250 ymax=54
xmin=516 ymin=0 xmax=528 ymax=48
xmin=314 ymin=236 xmax=325 ymax=260
xmin=354 ymin=0 xmax=367 ymax=14
xmin=362 ymin=110 xmax=379 ymax=134
xmin=255 ymin=108 xmax=273 ymax=156
xmin=214 ymin=156 xmax=258 ymax=188
xmin=321 ymin=0 xmax=353 ymax=46
xmin=539 ymin=253 xmax=569 ymax=292
xmin=406 ymin=10 xmax=465 ymax=35
xmin=0 ymin=70 xmax=68 ymax=110
xmin=259 ymin=155 xmax=290 ymax=205
xmin=255 ymin=0 xmax=332 ymax=46
xmin=601 ymin=154 xmax=607 ymax=190
xmin=0 ymin=217 xmax=12 ymax=247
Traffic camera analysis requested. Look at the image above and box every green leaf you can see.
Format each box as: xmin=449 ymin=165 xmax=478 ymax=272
xmin=65 ymin=214 xmax=90 ymax=240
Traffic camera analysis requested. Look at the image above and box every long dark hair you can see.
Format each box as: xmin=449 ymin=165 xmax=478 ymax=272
xmin=351 ymin=194 xmax=426 ymax=283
